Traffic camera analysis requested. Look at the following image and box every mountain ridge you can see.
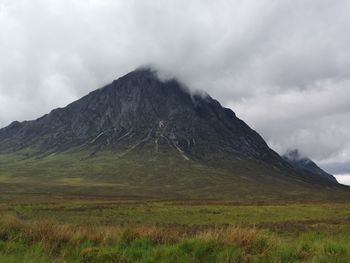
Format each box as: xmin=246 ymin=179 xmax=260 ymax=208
xmin=0 ymin=68 xmax=348 ymax=200
xmin=0 ymin=68 xmax=283 ymax=164
xmin=283 ymin=149 xmax=337 ymax=183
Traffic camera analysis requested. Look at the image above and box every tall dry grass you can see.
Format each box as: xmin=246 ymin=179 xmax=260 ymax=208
xmin=0 ymin=215 xmax=262 ymax=248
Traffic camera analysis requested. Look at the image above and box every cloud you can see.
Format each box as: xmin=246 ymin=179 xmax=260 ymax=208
xmin=321 ymin=162 xmax=350 ymax=175
xmin=231 ymin=79 xmax=350 ymax=161
xmin=0 ymin=0 xmax=350 ymax=170
xmin=333 ymin=174 xmax=350 ymax=186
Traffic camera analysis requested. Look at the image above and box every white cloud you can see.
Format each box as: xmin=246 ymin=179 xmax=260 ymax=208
xmin=230 ymin=79 xmax=350 ymax=161
xmin=0 ymin=0 xmax=350 ymax=170
xmin=334 ymin=174 xmax=350 ymax=186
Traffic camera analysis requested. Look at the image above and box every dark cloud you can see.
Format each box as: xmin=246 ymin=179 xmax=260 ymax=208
xmin=1 ymin=0 xmax=350 ymax=175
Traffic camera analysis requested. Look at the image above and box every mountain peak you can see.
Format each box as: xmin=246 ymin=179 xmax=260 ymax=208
xmin=120 ymin=66 xmax=158 ymax=80
xmin=0 ymin=68 xmax=281 ymax=163
xmin=0 ymin=68 xmax=342 ymax=191
xmin=283 ymin=149 xmax=305 ymax=162
xmin=105 ymin=66 xmax=192 ymax=100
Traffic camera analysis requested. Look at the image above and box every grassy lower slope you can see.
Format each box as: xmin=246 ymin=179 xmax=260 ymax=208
xmin=0 ymin=148 xmax=349 ymax=201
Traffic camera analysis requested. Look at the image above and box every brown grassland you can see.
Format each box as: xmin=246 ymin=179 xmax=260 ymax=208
xmin=1 ymin=193 xmax=350 ymax=262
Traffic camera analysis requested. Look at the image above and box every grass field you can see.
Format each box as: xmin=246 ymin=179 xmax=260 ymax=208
xmin=1 ymin=149 xmax=350 ymax=262
xmin=1 ymin=193 xmax=350 ymax=262
xmin=1 ymin=149 xmax=349 ymax=203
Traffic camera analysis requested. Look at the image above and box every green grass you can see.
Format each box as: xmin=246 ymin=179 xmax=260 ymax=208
xmin=1 ymin=148 xmax=350 ymax=261
xmin=1 ymin=194 xmax=350 ymax=262
xmin=0 ymin=148 xmax=349 ymax=202
xmin=2 ymin=233 xmax=350 ymax=263
xmin=2 ymin=194 xmax=350 ymax=226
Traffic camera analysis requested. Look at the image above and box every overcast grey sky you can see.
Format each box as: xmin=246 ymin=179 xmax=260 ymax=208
xmin=0 ymin=0 xmax=350 ymax=180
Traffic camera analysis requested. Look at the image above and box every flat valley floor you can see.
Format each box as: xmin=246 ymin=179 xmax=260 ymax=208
xmin=1 ymin=193 xmax=350 ymax=262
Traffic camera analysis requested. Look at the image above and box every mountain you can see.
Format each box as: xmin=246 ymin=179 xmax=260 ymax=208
xmin=0 ymin=68 xmax=347 ymax=200
xmin=0 ymin=68 xmax=281 ymax=163
xmin=283 ymin=149 xmax=337 ymax=183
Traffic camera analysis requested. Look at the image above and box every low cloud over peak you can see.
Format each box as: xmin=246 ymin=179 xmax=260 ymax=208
xmin=1 ymin=0 xmax=350 ymax=172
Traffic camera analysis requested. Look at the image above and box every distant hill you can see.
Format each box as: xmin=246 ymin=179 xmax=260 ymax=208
xmin=0 ymin=68 xmax=347 ymax=200
xmin=283 ymin=149 xmax=337 ymax=183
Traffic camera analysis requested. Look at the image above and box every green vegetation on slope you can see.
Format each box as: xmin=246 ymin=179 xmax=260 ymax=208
xmin=1 ymin=147 xmax=350 ymax=262
xmin=0 ymin=148 xmax=349 ymax=202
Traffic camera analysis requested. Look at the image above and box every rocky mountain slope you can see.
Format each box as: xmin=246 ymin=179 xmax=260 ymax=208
xmin=0 ymin=68 xmax=347 ymax=199
xmin=283 ymin=149 xmax=337 ymax=183
xmin=0 ymin=68 xmax=282 ymax=163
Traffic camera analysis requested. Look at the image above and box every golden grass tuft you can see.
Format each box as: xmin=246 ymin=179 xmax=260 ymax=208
xmin=0 ymin=215 xmax=262 ymax=249
xmin=196 ymin=226 xmax=259 ymax=247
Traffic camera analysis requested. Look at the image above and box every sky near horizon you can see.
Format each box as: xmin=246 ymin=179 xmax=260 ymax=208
xmin=0 ymin=0 xmax=349 ymax=182
xmin=334 ymin=174 xmax=350 ymax=186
